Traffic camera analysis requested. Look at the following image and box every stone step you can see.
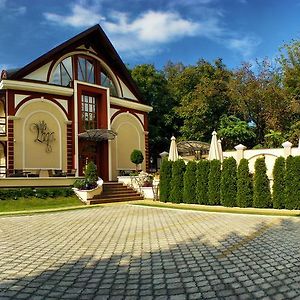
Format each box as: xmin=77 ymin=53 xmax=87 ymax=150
xmin=88 ymin=195 xmax=144 ymax=205
xmin=94 ymin=191 xmax=140 ymax=199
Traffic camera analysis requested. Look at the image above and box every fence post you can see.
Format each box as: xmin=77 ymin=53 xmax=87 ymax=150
xmin=282 ymin=141 xmax=293 ymax=158
xmin=234 ymin=144 xmax=247 ymax=164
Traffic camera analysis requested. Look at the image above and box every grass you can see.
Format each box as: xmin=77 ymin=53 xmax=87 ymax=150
xmin=0 ymin=196 xmax=84 ymax=214
xmin=132 ymin=200 xmax=300 ymax=217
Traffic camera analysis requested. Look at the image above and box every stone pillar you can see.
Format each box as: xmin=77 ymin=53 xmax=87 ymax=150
xmin=234 ymin=144 xmax=247 ymax=164
xmin=282 ymin=141 xmax=293 ymax=158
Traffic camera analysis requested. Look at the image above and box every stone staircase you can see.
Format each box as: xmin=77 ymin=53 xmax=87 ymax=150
xmin=88 ymin=182 xmax=144 ymax=205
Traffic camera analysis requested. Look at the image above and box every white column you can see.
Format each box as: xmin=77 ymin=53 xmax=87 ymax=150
xmin=282 ymin=141 xmax=293 ymax=158
xmin=234 ymin=144 xmax=247 ymax=164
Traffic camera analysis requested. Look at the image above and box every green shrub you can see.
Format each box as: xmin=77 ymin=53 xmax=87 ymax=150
xmin=221 ymin=157 xmax=237 ymax=207
xmin=285 ymin=156 xmax=300 ymax=209
xmin=253 ymin=158 xmax=271 ymax=208
xmin=130 ymin=149 xmax=144 ymax=171
xmin=272 ymin=157 xmax=286 ymax=209
xmin=159 ymin=159 xmax=173 ymax=202
xmin=183 ymin=161 xmax=197 ymax=204
xmin=85 ymin=161 xmax=98 ymax=188
xmin=196 ymin=160 xmax=210 ymax=205
xmin=208 ymin=159 xmax=221 ymax=205
xmin=236 ymin=159 xmax=253 ymax=207
xmin=170 ymin=160 xmax=186 ymax=203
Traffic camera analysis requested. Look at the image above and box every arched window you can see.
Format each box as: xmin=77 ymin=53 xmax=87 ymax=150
xmin=100 ymin=69 xmax=118 ymax=97
xmin=50 ymin=57 xmax=73 ymax=86
xmin=78 ymin=56 xmax=95 ymax=84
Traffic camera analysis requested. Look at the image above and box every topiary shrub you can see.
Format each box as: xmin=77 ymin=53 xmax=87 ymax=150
xmin=130 ymin=149 xmax=144 ymax=171
xmin=253 ymin=157 xmax=271 ymax=208
xmin=272 ymin=156 xmax=286 ymax=209
xmin=196 ymin=160 xmax=210 ymax=205
xmin=84 ymin=161 xmax=98 ymax=189
xmin=159 ymin=159 xmax=173 ymax=202
xmin=236 ymin=159 xmax=252 ymax=207
xmin=220 ymin=157 xmax=237 ymax=207
xmin=183 ymin=161 xmax=197 ymax=204
xmin=208 ymin=159 xmax=221 ymax=205
xmin=170 ymin=159 xmax=186 ymax=203
xmin=285 ymin=156 xmax=300 ymax=210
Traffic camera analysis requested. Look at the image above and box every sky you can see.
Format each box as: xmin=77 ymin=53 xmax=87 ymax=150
xmin=1 ymin=0 xmax=300 ymax=72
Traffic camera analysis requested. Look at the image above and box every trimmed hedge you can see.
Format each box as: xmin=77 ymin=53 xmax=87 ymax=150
xmin=170 ymin=159 xmax=186 ymax=203
xmin=208 ymin=159 xmax=221 ymax=205
xmin=196 ymin=160 xmax=210 ymax=204
xmin=285 ymin=156 xmax=300 ymax=210
xmin=159 ymin=159 xmax=173 ymax=202
xmin=236 ymin=159 xmax=252 ymax=207
xmin=272 ymin=156 xmax=286 ymax=209
xmin=253 ymin=158 xmax=271 ymax=208
xmin=183 ymin=161 xmax=197 ymax=204
xmin=221 ymin=157 xmax=237 ymax=207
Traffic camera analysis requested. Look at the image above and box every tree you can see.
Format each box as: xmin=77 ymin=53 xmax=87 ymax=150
xmin=253 ymin=158 xmax=271 ymax=208
xmin=196 ymin=160 xmax=210 ymax=204
xmin=264 ymin=130 xmax=285 ymax=148
xmin=208 ymin=159 xmax=221 ymax=205
xmin=272 ymin=157 xmax=286 ymax=209
xmin=159 ymin=159 xmax=173 ymax=203
xmin=285 ymin=156 xmax=300 ymax=209
xmin=85 ymin=161 xmax=98 ymax=189
xmin=170 ymin=160 xmax=186 ymax=203
xmin=220 ymin=157 xmax=237 ymax=207
xmin=130 ymin=149 xmax=144 ymax=171
xmin=183 ymin=161 xmax=197 ymax=204
xmin=236 ymin=159 xmax=252 ymax=207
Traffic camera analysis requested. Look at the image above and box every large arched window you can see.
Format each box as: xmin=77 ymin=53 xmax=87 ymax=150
xmin=100 ymin=69 xmax=118 ymax=97
xmin=50 ymin=56 xmax=73 ymax=86
xmin=78 ymin=56 xmax=95 ymax=84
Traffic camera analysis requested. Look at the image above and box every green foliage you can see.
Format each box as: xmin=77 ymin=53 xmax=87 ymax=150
xmin=264 ymin=130 xmax=285 ymax=148
xmin=183 ymin=161 xmax=197 ymax=204
xmin=130 ymin=149 xmax=144 ymax=170
xmin=218 ymin=115 xmax=256 ymax=149
xmin=0 ymin=187 xmax=74 ymax=200
xmin=159 ymin=159 xmax=173 ymax=202
xmin=236 ymin=159 xmax=253 ymax=207
xmin=170 ymin=160 xmax=186 ymax=203
xmin=285 ymin=156 xmax=300 ymax=209
xmin=85 ymin=161 xmax=98 ymax=188
xmin=208 ymin=159 xmax=221 ymax=205
xmin=253 ymin=158 xmax=271 ymax=208
xmin=196 ymin=160 xmax=210 ymax=204
xmin=272 ymin=157 xmax=286 ymax=209
xmin=220 ymin=157 xmax=237 ymax=207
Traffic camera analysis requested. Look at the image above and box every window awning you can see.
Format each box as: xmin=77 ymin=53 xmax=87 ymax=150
xmin=78 ymin=129 xmax=117 ymax=142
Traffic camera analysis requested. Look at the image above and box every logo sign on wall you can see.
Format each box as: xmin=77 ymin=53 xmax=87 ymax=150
xmin=30 ymin=121 xmax=55 ymax=153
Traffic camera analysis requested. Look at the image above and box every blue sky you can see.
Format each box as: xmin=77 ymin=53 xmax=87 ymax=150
xmin=1 ymin=0 xmax=300 ymax=71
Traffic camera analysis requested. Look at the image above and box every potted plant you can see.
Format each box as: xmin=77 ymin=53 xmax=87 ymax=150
xmin=130 ymin=149 xmax=144 ymax=171
xmin=73 ymin=161 xmax=103 ymax=204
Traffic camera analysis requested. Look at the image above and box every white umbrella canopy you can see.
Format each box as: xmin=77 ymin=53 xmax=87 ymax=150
xmin=168 ymin=136 xmax=179 ymax=161
xmin=208 ymin=131 xmax=221 ymax=161
xmin=217 ymin=139 xmax=224 ymax=163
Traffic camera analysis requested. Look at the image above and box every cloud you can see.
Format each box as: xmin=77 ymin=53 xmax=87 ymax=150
xmin=226 ymin=36 xmax=261 ymax=57
xmin=0 ymin=0 xmax=6 ymax=9
xmin=0 ymin=0 xmax=26 ymax=16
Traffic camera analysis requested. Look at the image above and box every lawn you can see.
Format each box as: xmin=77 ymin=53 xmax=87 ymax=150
xmin=0 ymin=196 xmax=84 ymax=214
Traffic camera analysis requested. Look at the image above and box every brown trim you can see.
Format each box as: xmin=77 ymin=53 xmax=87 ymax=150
xmin=7 ymin=120 xmax=14 ymax=174
xmin=110 ymin=107 xmax=146 ymax=130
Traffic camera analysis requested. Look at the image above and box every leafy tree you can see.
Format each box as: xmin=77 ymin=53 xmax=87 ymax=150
xmin=237 ymin=159 xmax=253 ymax=207
xmin=220 ymin=157 xmax=237 ymax=207
xmin=170 ymin=160 xmax=186 ymax=203
xmin=287 ymin=120 xmax=300 ymax=146
xmin=196 ymin=160 xmax=210 ymax=204
xmin=285 ymin=156 xmax=300 ymax=209
xmin=130 ymin=149 xmax=144 ymax=171
xmin=218 ymin=115 xmax=256 ymax=149
xmin=264 ymin=130 xmax=285 ymax=148
xmin=159 ymin=159 xmax=173 ymax=203
xmin=183 ymin=161 xmax=197 ymax=204
xmin=253 ymin=158 xmax=271 ymax=208
xmin=272 ymin=157 xmax=286 ymax=209
xmin=208 ymin=159 xmax=221 ymax=205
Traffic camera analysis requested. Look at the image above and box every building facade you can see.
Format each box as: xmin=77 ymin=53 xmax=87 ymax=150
xmin=0 ymin=25 xmax=152 ymax=181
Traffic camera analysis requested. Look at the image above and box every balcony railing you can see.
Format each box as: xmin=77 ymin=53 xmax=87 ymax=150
xmin=0 ymin=117 xmax=6 ymax=135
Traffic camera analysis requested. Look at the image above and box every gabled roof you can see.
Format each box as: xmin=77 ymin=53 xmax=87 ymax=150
xmin=8 ymin=24 xmax=144 ymax=102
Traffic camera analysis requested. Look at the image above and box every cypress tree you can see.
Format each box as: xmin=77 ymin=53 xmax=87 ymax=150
xmin=208 ymin=159 xmax=221 ymax=205
xmin=272 ymin=156 xmax=285 ymax=209
xmin=221 ymin=157 xmax=237 ymax=207
xmin=237 ymin=159 xmax=252 ymax=207
xmin=183 ymin=161 xmax=197 ymax=204
xmin=159 ymin=158 xmax=173 ymax=202
xmin=285 ymin=156 xmax=300 ymax=209
xmin=196 ymin=160 xmax=210 ymax=204
xmin=170 ymin=160 xmax=186 ymax=203
xmin=253 ymin=157 xmax=271 ymax=208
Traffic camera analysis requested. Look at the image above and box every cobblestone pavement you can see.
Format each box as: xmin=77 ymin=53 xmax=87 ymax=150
xmin=0 ymin=205 xmax=299 ymax=300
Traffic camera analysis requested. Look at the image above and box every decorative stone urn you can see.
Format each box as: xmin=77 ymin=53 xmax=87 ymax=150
xmin=73 ymin=178 xmax=103 ymax=204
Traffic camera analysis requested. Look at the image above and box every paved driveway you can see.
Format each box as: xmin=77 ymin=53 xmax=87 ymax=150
xmin=0 ymin=205 xmax=299 ymax=299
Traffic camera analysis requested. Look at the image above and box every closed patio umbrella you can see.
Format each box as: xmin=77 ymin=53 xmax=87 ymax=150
xmin=218 ymin=139 xmax=224 ymax=163
xmin=208 ymin=131 xmax=221 ymax=161
xmin=168 ymin=136 xmax=179 ymax=161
